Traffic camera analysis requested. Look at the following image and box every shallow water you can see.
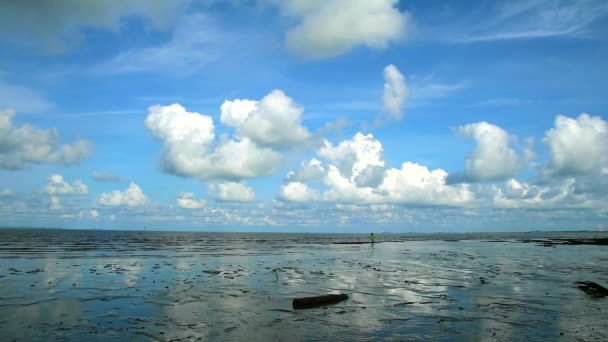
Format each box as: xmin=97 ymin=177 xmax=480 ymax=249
xmin=1 ymin=229 xmax=607 ymax=341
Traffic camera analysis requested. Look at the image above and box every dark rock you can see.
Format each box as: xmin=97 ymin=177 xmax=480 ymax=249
xmin=293 ymin=294 xmax=349 ymax=309
xmin=575 ymin=281 xmax=608 ymax=298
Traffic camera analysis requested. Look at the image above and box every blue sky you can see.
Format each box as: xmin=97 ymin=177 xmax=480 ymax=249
xmin=0 ymin=0 xmax=607 ymax=232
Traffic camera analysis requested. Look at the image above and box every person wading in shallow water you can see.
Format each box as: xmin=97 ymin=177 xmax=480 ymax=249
xmin=370 ymin=233 xmax=376 ymax=244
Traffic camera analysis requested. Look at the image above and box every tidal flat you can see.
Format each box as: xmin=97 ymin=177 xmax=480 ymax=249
xmin=0 ymin=229 xmax=607 ymax=341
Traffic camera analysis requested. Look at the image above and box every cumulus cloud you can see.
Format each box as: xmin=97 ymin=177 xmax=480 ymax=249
xmin=485 ymin=177 xmax=605 ymax=211
xmin=221 ymin=90 xmax=311 ymax=149
xmin=98 ymin=182 xmax=147 ymax=207
xmin=77 ymin=209 xmax=100 ymax=219
xmin=280 ymin=182 xmax=321 ymax=202
xmin=45 ymin=174 xmax=88 ymax=196
xmin=216 ymin=182 xmax=255 ymax=202
xmin=382 ymin=64 xmax=408 ymax=120
xmin=319 ymin=132 xmax=385 ymax=179
xmin=176 ymin=192 xmax=207 ymax=209
xmin=447 ymin=122 xmax=522 ymax=183
xmin=0 ymin=0 xmax=189 ymax=52
xmin=280 ymin=0 xmax=410 ymax=59
xmin=220 ymin=98 xmax=257 ymax=127
xmin=145 ymin=103 xmax=281 ymax=180
xmin=379 ymin=162 xmax=473 ymax=206
xmin=46 ymin=140 xmax=91 ymax=165
xmin=0 ymin=109 xmax=92 ymax=169
xmin=92 ymin=171 xmax=126 ymax=183
xmin=282 ymin=132 xmax=473 ymax=207
xmin=285 ymin=158 xmax=325 ymax=182
xmin=543 ymin=113 xmax=608 ymax=177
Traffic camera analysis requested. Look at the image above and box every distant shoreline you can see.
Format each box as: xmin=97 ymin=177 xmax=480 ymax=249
xmin=1 ymin=226 xmax=607 ymax=236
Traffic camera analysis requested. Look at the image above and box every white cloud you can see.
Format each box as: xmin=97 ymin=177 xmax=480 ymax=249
xmin=280 ymin=182 xmax=320 ymax=202
xmin=45 ymin=174 xmax=88 ymax=195
xmin=0 ymin=0 xmax=189 ymax=52
xmin=283 ymin=132 xmax=473 ymax=207
xmin=379 ymin=162 xmax=473 ymax=206
xmin=486 ymin=178 xmax=604 ymax=210
xmin=0 ymin=188 xmax=14 ymax=197
xmin=98 ymin=182 xmax=148 ymax=207
xmin=209 ymin=138 xmax=282 ymax=179
xmin=49 ymin=196 xmax=61 ymax=210
xmin=382 ymin=64 xmax=408 ymax=120
xmin=543 ymin=113 xmax=608 ymax=177
xmin=145 ymin=103 xmax=281 ymax=180
xmin=220 ymin=98 xmax=257 ymax=127
xmin=0 ymin=108 xmax=92 ymax=169
xmin=46 ymin=140 xmax=92 ymax=165
xmin=145 ymin=103 xmax=215 ymax=145
xmin=285 ymin=158 xmax=325 ymax=182
xmin=281 ymin=0 xmax=410 ymax=59
xmin=216 ymin=182 xmax=255 ymax=202
xmin=77 ymin=209 xmax=101 ymax=219
xmin=319 ymin=132 xmax=385 ymax=180
xmin=447 ymin=122 xmax=522 ymax=183
xmin=221 ymin=90 xmax=311 ymax=149
xmin=176 ymin=192 xmax=207 ymax=209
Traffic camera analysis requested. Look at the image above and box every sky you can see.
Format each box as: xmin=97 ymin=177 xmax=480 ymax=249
xmin=0 ymin=0 xmax=607 ymax=232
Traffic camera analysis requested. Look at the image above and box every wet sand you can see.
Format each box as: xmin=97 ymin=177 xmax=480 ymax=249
xmin=0 ymin=230 xmax=607 ymax=341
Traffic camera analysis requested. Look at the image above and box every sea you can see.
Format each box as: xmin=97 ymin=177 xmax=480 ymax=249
xmin=1 ymin=229 xmax=607 ymax=341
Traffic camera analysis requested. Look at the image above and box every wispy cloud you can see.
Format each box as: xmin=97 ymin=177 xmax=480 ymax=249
xmin=436 ymin=0 xmax=608 ymax=43
xmin=97 ymin=14 xmax=247 ymax=75
xmin=472 ymin=98 xmax=539 ymax=107
xmin=407 ymin=74 xmax=469 ymax=107
xmin=0 ymin=76 xmax=53 ymax=113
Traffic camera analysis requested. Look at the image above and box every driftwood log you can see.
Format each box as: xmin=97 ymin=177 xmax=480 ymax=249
xmin=292 ymin=294 xmax=349 ymax=309
xmin=575 ymin=281 xmax=608 ymax=298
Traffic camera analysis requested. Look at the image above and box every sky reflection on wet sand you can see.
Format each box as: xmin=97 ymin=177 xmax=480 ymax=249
xmin=1 ymin=230 xmax=607 ymax=341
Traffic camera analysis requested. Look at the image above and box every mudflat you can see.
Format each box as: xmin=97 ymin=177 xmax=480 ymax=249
xmin=1 ymin=229 xmax=607 ymax=341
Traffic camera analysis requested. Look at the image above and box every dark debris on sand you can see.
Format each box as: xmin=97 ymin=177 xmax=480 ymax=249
xmin=520 ymin=238 xmax=608 ymax=247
